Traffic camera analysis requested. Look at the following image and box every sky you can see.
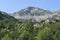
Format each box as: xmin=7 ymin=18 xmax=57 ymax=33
xmin=0 ymin=0 xmax=60 ymax=13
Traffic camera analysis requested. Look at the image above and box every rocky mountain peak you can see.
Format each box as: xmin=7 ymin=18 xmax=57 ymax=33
xmin=10 ymin=7 xmax=53 ymax=22
xmin=9 ymin=7 xmax=60 ymax=22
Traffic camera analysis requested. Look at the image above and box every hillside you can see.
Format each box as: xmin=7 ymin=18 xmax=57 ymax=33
xmin=0 ymin=11 xmax=20 ymax=40
xmin=0 ymin=7 xmax=60 ymax=40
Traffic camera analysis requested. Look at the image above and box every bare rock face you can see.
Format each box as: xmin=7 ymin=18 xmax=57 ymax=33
xmin=10 ymin=7 xmax=60 ymax=22
xmin=11 ymin=7 xmax=53 ymax=22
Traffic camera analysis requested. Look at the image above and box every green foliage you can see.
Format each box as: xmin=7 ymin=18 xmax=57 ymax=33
xmin=36 ymin=27 xmax=53 ymax=40
xmin=0 ymin=12 xmax=60 ymax=40
xmin=1 ymin=34 xmax=12 ymax=40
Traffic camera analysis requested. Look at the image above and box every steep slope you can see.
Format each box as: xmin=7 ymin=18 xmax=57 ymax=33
xmin=0 ymin=11 xmax=19 ymax=29
xmin=0 ymin=11 xmax=13 ymax=20
xmin=52 ymin=10 xmax=60 ymax=20
xmin=11 ymin=7 xmax=53 ymax=22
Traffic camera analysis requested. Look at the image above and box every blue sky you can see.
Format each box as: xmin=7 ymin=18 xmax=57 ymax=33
xmin=0 ymin=0 xmax=60 ymax=13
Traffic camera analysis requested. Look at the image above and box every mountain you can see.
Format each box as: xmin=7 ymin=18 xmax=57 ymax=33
xmin=46 ymin=10 xmax=60 ymax=22
xmin=0 ymin=11 xmax=19 ymax=29
xmin=11 ymin=7 xmax=53 ymax=22
xmin=0 ymin=11 xmax=20 ymax=40
xmin=0 ymin=11 xmax=16 ymax=20
xmin=52 ymin=10 xmax=60 ymax=20
xmin=0 ymin=7 xmax=60 ymax=40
